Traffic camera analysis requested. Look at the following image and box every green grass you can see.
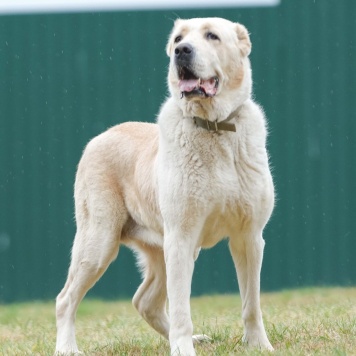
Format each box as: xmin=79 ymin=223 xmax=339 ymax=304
xmin=1 ymin=288 xmax=355 ymax=355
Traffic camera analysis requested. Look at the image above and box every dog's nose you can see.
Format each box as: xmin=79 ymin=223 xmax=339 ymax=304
xmin=175 ymin=43 xmax=194 ymax=62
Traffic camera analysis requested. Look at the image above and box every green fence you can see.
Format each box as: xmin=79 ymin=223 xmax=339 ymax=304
xmin=1 ymin=1 xmax=355 ymax=302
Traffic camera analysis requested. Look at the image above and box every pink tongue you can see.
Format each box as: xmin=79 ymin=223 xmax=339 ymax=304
xmin=178 ymin=79 xmax=199 ymax=92
xmin=178 ymin=77 xmax=217 ymax=96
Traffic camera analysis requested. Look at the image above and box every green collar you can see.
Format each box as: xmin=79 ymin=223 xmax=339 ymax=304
xmin=193 ymin=108 xmax=239 ymax=133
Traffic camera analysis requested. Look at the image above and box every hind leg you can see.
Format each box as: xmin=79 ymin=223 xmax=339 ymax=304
xmin=132 ymin=244 xmax=170 ymax=339
xmin=132 ymin=243 xmax=210 ymax=345
xmin=55 ymin=224 xmax=121 ymax=354
xmin=56 ymin=206 xmax=121 ymax=354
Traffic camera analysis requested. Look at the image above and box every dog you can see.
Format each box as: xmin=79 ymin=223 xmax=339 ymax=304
xmin=55 ymin=17 xmax=274 ymax=355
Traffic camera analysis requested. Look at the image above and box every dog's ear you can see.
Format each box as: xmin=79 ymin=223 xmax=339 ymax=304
xmin=166 ymin=19 xmax=182 ymax=57
xmin=235 ymin=23 xmax=251 ymax=57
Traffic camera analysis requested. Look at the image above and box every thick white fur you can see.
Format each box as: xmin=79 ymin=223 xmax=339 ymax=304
xmin=55 ymin=17 xmax=274 ymax=355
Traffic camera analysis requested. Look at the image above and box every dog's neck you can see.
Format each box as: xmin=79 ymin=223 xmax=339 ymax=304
xmin=178 ymin=90 xmax=248 ymax=132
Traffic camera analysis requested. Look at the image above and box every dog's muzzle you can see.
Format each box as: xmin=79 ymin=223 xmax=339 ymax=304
xmin=174 ymin=43 xmax=219 ymax=98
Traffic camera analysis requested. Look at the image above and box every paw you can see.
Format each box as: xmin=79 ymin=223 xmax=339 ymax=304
xmin=171 ymin=345 xmax=196 ymax=356
xmin=243 ymin=333 xmax=274 ymax=351
xmin=54 ymin=348 xmax=83 ymax=355
xmin=192 ymin=334 xmax=212 ymax=344
xmin=171 ymin=339 xmax=196 ymax=356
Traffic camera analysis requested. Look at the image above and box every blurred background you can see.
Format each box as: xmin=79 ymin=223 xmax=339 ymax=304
xmin=0 ymin=0 xmax=355 ymax=303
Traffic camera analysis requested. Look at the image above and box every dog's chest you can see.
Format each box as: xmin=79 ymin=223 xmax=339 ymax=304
xmin=168 ymin=130 xmax=265 ymax=217
xmin=175 ymin=133 xmax=246 ymax=201
xmin=180 ymin=152 xmax=259 ymax=247
xmin=158 ymin=123 xmax=271 ymax=244
xmin=179 ymin=152 xmax=251 ymax=247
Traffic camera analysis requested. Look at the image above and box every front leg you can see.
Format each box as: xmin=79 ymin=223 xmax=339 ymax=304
xmin=164 ymin=228 xmax=198 ymax=356
xmin=229 ymin=230 xmax=273 ymax=351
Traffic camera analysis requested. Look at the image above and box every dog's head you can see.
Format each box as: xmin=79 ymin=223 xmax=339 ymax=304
xmin=166 ymin=17 xmax=252 ymax=121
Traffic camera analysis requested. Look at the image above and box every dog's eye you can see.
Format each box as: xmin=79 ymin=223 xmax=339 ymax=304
xmin=206 ymin=32 xmax=220 ymax=41
xmin=174 ymin=35 xmax=183 ymax=43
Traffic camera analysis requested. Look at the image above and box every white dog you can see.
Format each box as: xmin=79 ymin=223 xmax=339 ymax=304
xmin=55 ymin=17 xmax=274 ymax=355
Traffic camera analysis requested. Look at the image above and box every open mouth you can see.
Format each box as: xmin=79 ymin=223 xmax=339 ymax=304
xmin=178 ymin=66 xmax=219 ymax=98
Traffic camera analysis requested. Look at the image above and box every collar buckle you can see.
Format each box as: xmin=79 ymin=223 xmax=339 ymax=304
xmin=204 ymin=120 xmax=219 ymax=132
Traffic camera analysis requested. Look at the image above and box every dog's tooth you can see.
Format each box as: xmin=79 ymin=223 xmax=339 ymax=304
xmin=214 ymin=77 xmax=219 ymax=88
